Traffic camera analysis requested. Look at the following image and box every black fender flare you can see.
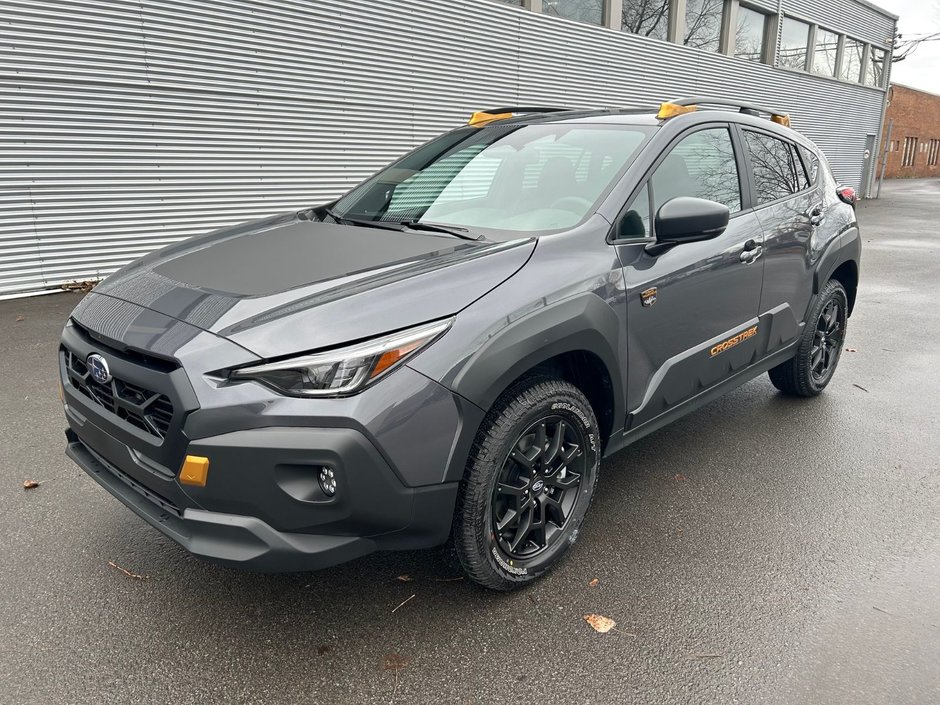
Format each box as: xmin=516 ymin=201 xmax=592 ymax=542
xmin=814 ymin=226 xmax=861 ymax=303
xmin=450 ymin=292 xmax=625 ymax=436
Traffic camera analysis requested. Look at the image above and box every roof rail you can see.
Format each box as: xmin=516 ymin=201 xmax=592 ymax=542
xmin=656 ymin=97 xmax=791 ymax=127
xmin=467 ymin=106 xmax=568 ymax=127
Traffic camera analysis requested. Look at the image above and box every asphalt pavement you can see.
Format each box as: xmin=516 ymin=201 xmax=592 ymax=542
xmin=1 ymin=179 xmax=938 ymax=705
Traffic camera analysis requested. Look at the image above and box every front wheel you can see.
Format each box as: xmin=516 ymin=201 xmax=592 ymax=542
xmin=453 ymin=377 xmax=600 ymax=590
xmin=768 ymin=278 xmax=848 ymax=396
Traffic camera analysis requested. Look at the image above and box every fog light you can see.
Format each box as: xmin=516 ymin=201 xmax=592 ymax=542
xmin=318 ymin=467 xmax=337 ymax=496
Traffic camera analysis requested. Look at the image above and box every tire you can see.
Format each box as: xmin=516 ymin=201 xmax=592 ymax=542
xmin=453 ymin=376 xmax=600 ymax=591
xmin=768 ymin=278 xmax=849 ymax=397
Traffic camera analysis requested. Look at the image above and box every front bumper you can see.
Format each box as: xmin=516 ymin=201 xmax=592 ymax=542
xmin=67 ymin=428 xmax=376 ymax=571
xmin=65 ymin=422 xmax=459 ymax=572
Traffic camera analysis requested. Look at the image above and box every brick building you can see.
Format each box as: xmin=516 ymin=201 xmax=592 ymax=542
xmin=881 ymin=84 xmax=940 ymax=179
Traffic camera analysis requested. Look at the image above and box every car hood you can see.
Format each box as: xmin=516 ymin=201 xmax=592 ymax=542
xmin=89 ymin=213 xmax=535 ymax=359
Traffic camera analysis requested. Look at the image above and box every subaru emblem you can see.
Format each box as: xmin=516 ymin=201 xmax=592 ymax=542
xmin=87 ymin=353 xmax=112 ymax=385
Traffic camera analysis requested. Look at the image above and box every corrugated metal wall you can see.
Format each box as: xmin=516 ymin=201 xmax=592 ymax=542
xmin=785 ymin=0 xmax=895 ymax=46
xmin=0 ymin=0 xmax=894 ymax=298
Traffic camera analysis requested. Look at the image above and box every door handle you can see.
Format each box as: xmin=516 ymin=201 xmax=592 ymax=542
xmin=808 ymin=204 xmax=824 ymax=226
xmin=740 ymin=243 xmax=762 ymax=263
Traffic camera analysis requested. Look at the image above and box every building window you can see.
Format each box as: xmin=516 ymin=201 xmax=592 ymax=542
xmin=622 ymin=0 xmax=669 ymax=41
xmin=813 ymin=28 xmax=839 ymax=76
xmin=902 ymin=137 xmax=918 ymax=167
xmin=841 ymin=39 xmax=864 ymax=82
xmin=542 ymin=0 xmax=603 ymax=25
xmin=735 ymin=6 xmax=767 ymax=62
xmin=779 ymin=17 xmax=810 ymax=70
xmin=928 ymin=139 xmax=940 ymax=167
xmin=866 ymin=47 xmax=886 ymax=87
xmin=684 ymin=0 xmax=724 ymax=53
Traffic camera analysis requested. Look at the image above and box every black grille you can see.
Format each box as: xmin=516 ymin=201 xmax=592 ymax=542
xmin=64 ymin=348 xmax=175 ymax=440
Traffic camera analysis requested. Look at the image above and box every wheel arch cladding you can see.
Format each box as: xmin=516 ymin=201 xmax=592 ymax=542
xmin=814 ymin=227 xmax=860 ymax=316
xmin=829 ymin=260 xmax=859 ymax=315
xmin=450 ymin=294 xmax=624 ymax=451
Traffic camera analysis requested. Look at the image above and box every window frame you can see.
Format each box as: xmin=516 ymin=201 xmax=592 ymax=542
xmin=811 ymin=26 xmax=840 ymax=77
xmin=734 ymin=4 xmax=770 ymax=63
xmin=778 ymin=15 xmax=812 ymax=72
xmin=928 ymin=139 xmax=940 ymax=167
xmin=608 ymin=121 xmax=751 ymax=244
xmin=902 ymin=136 xmax=918 ymax=168
xmin=738 ymin=125 xmax=819 ymax=211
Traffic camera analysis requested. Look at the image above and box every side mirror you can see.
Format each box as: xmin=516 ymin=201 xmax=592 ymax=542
xmin=647 ymin=197 xmax=730 ymax=255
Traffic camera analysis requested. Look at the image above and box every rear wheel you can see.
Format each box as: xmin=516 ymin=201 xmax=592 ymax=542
xmin=768 ymin=279 xmax=848 ymax=396
xmin=453 ymin=377 xmax=600 ymax=590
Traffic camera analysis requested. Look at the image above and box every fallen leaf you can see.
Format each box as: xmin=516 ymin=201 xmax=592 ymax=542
xmin=23 ymin=479 xmax=40 ymax=490
xmin=852 ymin=383 xmax=869 ymax=392
xmin=584 ymin=614 xmax=616 ymax=633
xmin=15 ymin=316 xmax=25 ymax=322
xmin=61 ymin=279 xmax=100 ymax=293
xmin=382 ymin=653 xmax=409 ymax=671
xmin=845 ymin=347 xmax=858 ymax=353
xmin=316 ymin=645 xmax=331 ymax=656
xmin=674 ymin=473 xmax=687 ymax=482
xmin=107 ymin=560 xmax=148 ymax=580
xmin=396 ymin=574 xmax=413 ymax=582
xmin=588 ymin=578 xmax=599 ymax=587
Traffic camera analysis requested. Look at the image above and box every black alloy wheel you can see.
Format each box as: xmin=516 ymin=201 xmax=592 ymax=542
xmin=811 ymin=299 xmax=843 ymax=382
xmin=491 ymin=416 xmax=587 ymax=559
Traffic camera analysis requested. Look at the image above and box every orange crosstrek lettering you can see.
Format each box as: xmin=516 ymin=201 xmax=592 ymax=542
xmin=710 ymin=326 xmax=758 ymax=357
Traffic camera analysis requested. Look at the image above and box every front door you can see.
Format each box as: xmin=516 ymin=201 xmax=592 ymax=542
xmin=613 ymin=125 xmax=765 ymax=430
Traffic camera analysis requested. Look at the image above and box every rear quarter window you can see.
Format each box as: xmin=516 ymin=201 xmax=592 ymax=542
xmin=744 ymin=130 xmax=807 ymax=205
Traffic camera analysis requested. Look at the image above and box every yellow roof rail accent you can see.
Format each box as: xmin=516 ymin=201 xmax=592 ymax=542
xmin=770 ymin=113 xmax=791 ymax=127
xmin=657 ymin=102 xmax=698 ymax=119
xmin=468 ymin=110 xmax=513 ymax=127
xmin=467 ymin=106 xmax=568 ymax=127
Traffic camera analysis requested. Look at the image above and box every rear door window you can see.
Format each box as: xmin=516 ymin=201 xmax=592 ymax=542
xmin=744 ymin=130 xmax=807 ymax=204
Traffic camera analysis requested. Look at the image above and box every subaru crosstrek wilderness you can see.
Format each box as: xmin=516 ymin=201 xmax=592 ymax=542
xmin=60 ymin=99 xmax=860 ymax=590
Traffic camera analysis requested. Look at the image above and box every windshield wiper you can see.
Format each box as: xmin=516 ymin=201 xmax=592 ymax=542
xmin=321 ymin=207 xmax=405 ymax=231
xmin=316 ymin=208 xmax=480 ymax=240
xmin=402 ymin=220 xmax=482 ymax=241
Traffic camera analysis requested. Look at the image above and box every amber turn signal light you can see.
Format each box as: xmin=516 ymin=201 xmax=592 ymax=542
xmin=179 ymin=455 xmax=210 ymax=487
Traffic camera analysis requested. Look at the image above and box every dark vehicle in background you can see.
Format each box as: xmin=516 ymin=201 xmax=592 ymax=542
xmin=60 ymin=98 xmax=860 ymax=590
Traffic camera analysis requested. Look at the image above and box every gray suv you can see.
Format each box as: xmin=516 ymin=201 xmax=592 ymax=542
xmin=60 ymin=99 xmax=860 ymax=590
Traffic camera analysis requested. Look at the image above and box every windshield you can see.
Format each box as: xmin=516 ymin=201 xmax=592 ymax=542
xmin=332 ymin=123 xmax=654 ymax=237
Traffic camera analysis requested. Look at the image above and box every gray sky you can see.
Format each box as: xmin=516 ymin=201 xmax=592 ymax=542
xmin=873 ymin=0 xmax=940 ymax=94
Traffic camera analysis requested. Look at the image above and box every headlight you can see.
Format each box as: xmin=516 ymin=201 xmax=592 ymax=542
xmin=229 ymin=318 xmax=452 ymax=397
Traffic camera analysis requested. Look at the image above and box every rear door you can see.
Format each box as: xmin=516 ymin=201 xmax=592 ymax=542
xmin=740 ymin=128 xmax=819 ymax=347
xmin=612 ymin=124 xmax=765 ymax=429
